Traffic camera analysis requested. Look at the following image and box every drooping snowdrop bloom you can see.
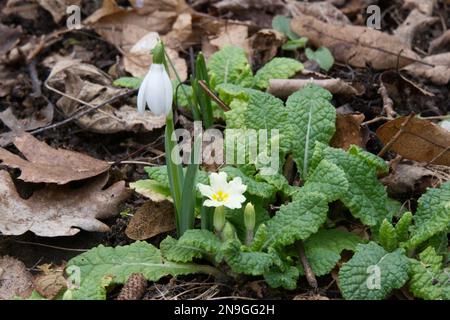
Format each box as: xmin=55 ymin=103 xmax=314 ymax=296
xmin=137 ymin=42 xmax=173 ymax=116
xmin=197 ymin=172 xmax=247 ymax=209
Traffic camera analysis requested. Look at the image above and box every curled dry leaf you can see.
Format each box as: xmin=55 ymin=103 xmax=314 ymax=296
xmin=0 ymin=256 xmax=33 ymax=300
xmin=267 ymin=78 xmax=364 ymax=99
xmin=33 ymin=264 xmax=67 ymax=299
xmin=290 ymin=13 xmax=420 ymax=70
xmin=402 ymin=0 xmax=436 ymax=16
xmin=429 ymin=30 xmax=450 ymax=54
xmin=0 ymin=132 xmax=109 ymax=184
xmin=289 ymin=1 xmax=351 ymax=25
xmin=123 ymin=32 xmax=187 ymax=80
xmin=330 ymin=113 xmax=366 ymax=150
xmin=402 ymin=53 xmax=450 ymax=85
xmin=250 ymin=29 xmax=285 ymax=65
xmin=393 ymin=9 xmax=438 ymax=48
xmin=381 ymin=163 xmax=446 ymax=198
xmin=208 ymin=24 xmax=250 ymax=56
xmin=0 ymin=171 xmax=130 ymax=236
xmin=377 ymin=116 xmax=450 ymax=166
xmin=37 ymin=0 xmax=80 ymax=23
xmin=125 ymin=201 xmax=175 ymax=240
xmin=46 ymin=59 xmax=166 ymax=133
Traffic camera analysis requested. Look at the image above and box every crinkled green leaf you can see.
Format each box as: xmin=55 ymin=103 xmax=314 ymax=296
xmin=221 ymin=240 xmax=274 ymax=275
xmin=262 ymin=193 xmax=330 ymax=249
xmin=305 ymin=47 xmax=334 ymax=72
xmin=347 ymin=145 xmax=389 ymax=174
xmin=405 ymin=182 xmax=450 ymax=249
xmin=208 ymin=46 xmax=253 ymax=87
xmin=67 ymin=241 xmax=220 ymax=300
xmin=339 ymin=242 xmax=410 ymax=300
xmin=160 ymin=230 xmax=221 ymax=263
xmin=295 ymin=159 xmax=349 ymax=202
xmin=284 ymin=84 xmax=336 ymax=179
xmin=395 ymin=212 xmax=413 ymax=243
xmin=282 ymin=38 xmax=308 ymax=51
xmin=129 ymin=179 xmax=172 ymax=202
xmin=409 ymin=246 xmax=450 ymax=300
xmin=221 ymin=166 xmax=277 ymax=200
xmin=264 ymin=266 xmax=300 ymax=290
xmin=253 ymin=58 xmax=303 ymax=89
xmin=112 ymin=77 xmax=142 ymax=89
xmin=378 ymin=219 xmax=398 ymax=252
xmin=311 ymin=145 xmax=390 ymax=227
xmin=303 ymin=229 xmax=363 ymax=276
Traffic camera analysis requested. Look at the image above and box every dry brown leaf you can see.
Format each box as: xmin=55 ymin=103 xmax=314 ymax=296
xmin=250 ymin=29 xmax=285 ymax=65
xmin=290 ymin=13 xmax=420 ymax=70
xmin=0 ymin=24 xmax=21 ymax=56
xmin=377 ymin=116 xmax=450 ymax=166
xmin=429 ymin=30 xmax=450 ymax=54
xmin=37 ymin=0 xmax=80 ymax=23
xmin=267 ymin=78 xmax=364 ymax=99
xmin=0 ymin=105 xmax=53 ymax=133
xmin=0 ymin=132 xmax=110 ymax=184
xmin=0 ymin=171 xmax=130 ymax=236
xmin=2 ymin=0 xmax=39 ymax=20
xmin=212 ymin=0 xmax=285 ymax=12
xmin=393 ymin=9 xmax=438 ymax=47
xmin=128 ymin=0 xmax=190 ymax=15
xmin=33 ymin=264 xmax=67 ymax=299
xmin=161 ymin=13 xmax=193 ymax=50
xmin=46 ymin=59 xmax=166 ymax=133
xmin=403 ymin=0 xmax=436 ymax=16
xmin=123 ymin=32 xmax=187 ymax=80
xmin=0 ymin=256 xmax=33 ymax=300
xmin=208 ymin=24 xmax=250 ymax=56
xmin=330 ymin=113 xmax=366 ymax=150
xmin=381 ymin=163 xmax=445 ymax=198
xmin=125 ymin=201 xmax=175 ymax=240
xmin=402 ymin=53 xmax=450 ymax=85
xmin=290 ymin=1 xmax=351 ymax=25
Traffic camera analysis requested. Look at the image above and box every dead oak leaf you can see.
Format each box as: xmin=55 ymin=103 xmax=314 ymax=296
xmin=402 ymin=52 xmax=450 ymax=85
xmin=0 ymin=132 xmax=109 ymax=184
xmin=377 ymin=116 xmax=450 ymax=166
xmin=0 ymin=171 xmax=130 ymax=236
xmin=290 ymin=13 xmax=420 ymax=70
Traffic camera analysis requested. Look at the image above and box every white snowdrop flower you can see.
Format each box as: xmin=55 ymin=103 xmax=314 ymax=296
xmin=197 ymin=172 xmax=247 ymax=209
xmin=137 ymin=63 xmax=173 ymax=116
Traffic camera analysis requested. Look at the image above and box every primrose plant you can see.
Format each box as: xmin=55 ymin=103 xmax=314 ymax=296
xmin=60 ymin=45 xmax=450 ymax=301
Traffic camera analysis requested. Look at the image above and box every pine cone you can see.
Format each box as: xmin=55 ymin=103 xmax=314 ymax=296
xmin=116 ymin=273 xmax=147 ymax=300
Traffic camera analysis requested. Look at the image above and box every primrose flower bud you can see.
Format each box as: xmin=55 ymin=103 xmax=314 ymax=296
xmin=222 ymin=222 xmax=236 ymax=241
xmin=137 ymin=42 xmax=173 ymax=116
xmin=244 ymin=203 xmax=255 ymax=232
xmin=213 ymin=206 xmax=226 ymax=233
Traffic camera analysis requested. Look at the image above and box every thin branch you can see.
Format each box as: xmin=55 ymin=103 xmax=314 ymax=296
xmin=30 ymin=89 xmax=136 ymax=135
xmin=198 ymin=80 xmax=230 ymax=111
xmin=296 ymin=241 xmax=318 ymax=289
xmin=377 ymin=113 xmax=415 ymax=157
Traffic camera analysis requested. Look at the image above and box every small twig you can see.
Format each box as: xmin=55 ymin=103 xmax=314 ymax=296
xmin=14 ymin=240 xmax=88 ymax=252
xmin=377 ymin=113 xmax=415 ymax=157
xmin=296 ymin=241 xmax=318 ymax=290
xmin=377 ymin=81 xmax=396 ymax=119
xmin=198 ymin=80 xmax=230 ymax=111
xmin=108 ymin=160 xmax=158 ymax=166
xmin=30 ymin=89 xmax=136 ymax=135
xmin=419 ymin=114 xmax=450 ymax=121
xmin=361 ymin=116 xmax=391 ymax=126
xmin=425 ymin=146 xmax=450 ymax=166
xmin=27 ymin=59 xmax=42 ymax=97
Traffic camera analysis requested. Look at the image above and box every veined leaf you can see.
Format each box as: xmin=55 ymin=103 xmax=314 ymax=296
xmin=378 ymin=219 xmax=399 ymax=252
xmin=253 ymin=58 xmax=303 ymax=89
xmin=67 ymin=241 xmax=221 ymax=300
xmin=208 ymin=46 xmax=253 ymax=87
xmin=339 ymin=242 xmax=410 ymax=300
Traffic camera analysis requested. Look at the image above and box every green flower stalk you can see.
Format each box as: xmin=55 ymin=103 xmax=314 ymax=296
xmin=222 ymin=222 xmax=237 ymax=241
xmin=213 ymin=206 xmax=226 ymax=234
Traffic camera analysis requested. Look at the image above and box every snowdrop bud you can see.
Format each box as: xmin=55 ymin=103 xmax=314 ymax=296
xmin=213 ymin=206 xmax=226 ymax=233
xmin=244 ymin=203 xmax=255 ymax=233
xmin=137 ymin=42 xmax=173 ymax=116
